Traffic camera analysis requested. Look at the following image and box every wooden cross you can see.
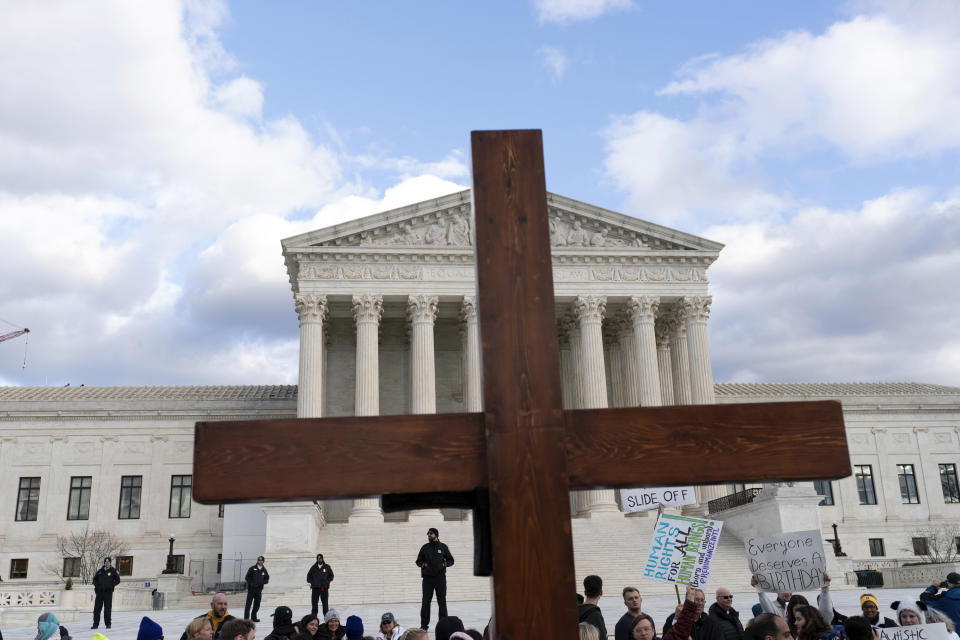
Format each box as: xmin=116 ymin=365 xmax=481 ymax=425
xmin=194 ymin=130 xmax=850 ymax=640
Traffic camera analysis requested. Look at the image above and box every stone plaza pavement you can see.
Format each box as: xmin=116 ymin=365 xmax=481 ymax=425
xmin=0 ymin=587 xmax=929 ymax=640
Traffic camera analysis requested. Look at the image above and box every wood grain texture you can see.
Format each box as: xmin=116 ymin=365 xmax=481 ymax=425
xmin=192 ymin=413 xmax=486 ymax=503
xmin=564 ymin=400 xmax=850 ymax=487
xmin=471 ymin=130 xmax=578 ymax=640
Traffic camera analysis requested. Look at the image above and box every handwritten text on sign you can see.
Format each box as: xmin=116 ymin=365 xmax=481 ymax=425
xmin=877 ymin=624 xmax=949 ymax=640
xmin=643 ymin=513 xmax=723 ymax=588
xmin=746 ymin=529 xmax=827 ymax=592
xmin=621 ymin=487 xmax=697 ymax=513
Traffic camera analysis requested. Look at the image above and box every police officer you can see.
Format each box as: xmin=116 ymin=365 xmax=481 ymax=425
xmin=91 ymin=556 xmax=120 ymax=629
xmin=415 ymin=527 xmax=454 ymax=630
xmin=306 ymin=553 xmax=334 ymax=617
xmin=243 ymin=555 xmax=269 ymax=621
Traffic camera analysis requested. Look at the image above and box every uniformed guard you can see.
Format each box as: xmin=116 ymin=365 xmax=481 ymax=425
xmin=306 ymin=553 xmax=335 ymax=616
xmin=243 ymin=554 xmax=269 ymax=621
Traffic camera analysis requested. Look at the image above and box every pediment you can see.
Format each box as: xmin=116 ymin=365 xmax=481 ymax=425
xmin=281 ymin=189 xmax=723 ymax=253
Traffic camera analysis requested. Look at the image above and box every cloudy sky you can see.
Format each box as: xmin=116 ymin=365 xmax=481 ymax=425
xmin=1 ymin=0 xmax=958 ymax=388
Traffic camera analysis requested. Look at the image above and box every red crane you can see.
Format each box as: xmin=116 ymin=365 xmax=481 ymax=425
xmin=0 ymin=327 xmax=29 ymax=343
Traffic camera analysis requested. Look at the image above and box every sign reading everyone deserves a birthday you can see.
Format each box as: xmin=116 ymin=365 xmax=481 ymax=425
xmin=643 ymin=512 xmax=723 ymax=588
xmin=746 ymin=529 xmax=827 ymax=591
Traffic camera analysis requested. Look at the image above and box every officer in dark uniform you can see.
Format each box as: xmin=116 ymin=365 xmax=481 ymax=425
xmin=306 ymin=553 xmax=334 ymax=616
xmin=415 ymin=527 xmax=454 ymax=630
xmin=91 ymin=556 xmax=120 ymax=629
xmin=243 ymin=555 xmax=269 ymax=621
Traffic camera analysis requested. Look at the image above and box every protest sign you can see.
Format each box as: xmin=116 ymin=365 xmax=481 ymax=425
xmin=643 ymin=512 xmax=723 ymax=588
xmin=621 ymin=486 xmax=697 ymax=513
xmin=745 ymin=529 xmax=827 ymax=591
xmin=877 ymin=624 xmax=949 ymax=640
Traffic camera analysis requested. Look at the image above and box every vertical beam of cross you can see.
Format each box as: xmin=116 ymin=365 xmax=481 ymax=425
xmin=472 ymin=130 xmax=578 ymax=639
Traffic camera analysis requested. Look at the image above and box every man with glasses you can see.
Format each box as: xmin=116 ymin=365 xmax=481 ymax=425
xmin=709 ymin=588 xmax=744 ymax=640
xmin=664 ymin=588 xmax=723 ymax=640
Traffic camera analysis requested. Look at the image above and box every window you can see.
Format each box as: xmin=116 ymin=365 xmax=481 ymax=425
xmin=67 ymin=476 xmax=92 ymax=520
xmin=218 ymin=504 xmax=224 ymax=518
xmin=913 ymin=537 xmax=930 ymax=556
xmin=855 ymin=465 xmax=877 ymax=505
xmin=897 ymin=464 xmax=920 ymax=504
xmin=118 ymin=475 xmax=142 ymax=519
xmin=730 ymin=483 xmax=746 ymax=494
xmin=15 ymin=477 xmax=41 ymax=521
xmin=63 ymin=557 xmax=81 ymax=578
xmin=116 ymin=556 xmax=133 ymax=576
xmin=940 ymin=464 xmax=960 ymax=503
xmin=868 ymin=538 xmax=885 ymax=557
xmin=169 ymin=475 xmax=192 ymax=518
xmin=814 ymin=480 xmax=835 ymax=506
xmin=10 ymin=558 xmax=28 ymax=579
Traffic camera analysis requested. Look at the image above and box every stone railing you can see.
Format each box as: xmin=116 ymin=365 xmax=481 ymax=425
xmin=0 ymin=587 xmax=58 ymax=608
xmin=707 ymin=487 xmax=764 ymax=514
xmin=0 ymin=581 xmax=153 ymax=611
xmin=878 ymin=562 xmax=960 ymax=587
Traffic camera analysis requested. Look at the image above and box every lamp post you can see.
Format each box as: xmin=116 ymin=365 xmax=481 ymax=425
xmin=831 ymin=522 xmax=847 ymax=557
xmin=162 ymin=534 xmax=178 ymax=574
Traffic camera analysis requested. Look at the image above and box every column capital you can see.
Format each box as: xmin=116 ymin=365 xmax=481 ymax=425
xmin=573 ymin=295 xmax=606 ymax=324
xmin=407 ymin=294 xmax=439 ymax=325
xmin=294 ymin=293 xmax=328 ymax=324
xmin=627 ymin=295 xmax=660 ymax=323
xmin=681 ymin=295 xmax=712 ymax=322
xmin=459 ymin=296 xmax=478 ymax=325
xmin=352 ymin=294 xmax=383 ymax=324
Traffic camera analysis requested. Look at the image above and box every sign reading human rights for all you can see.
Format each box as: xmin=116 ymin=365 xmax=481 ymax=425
xmin=745 ymin=529 xmax=827 ymax=591
xmin=621 ymin=486 xmax=697 ymax=513
xmin=643 ymin=512 xmax=723 ymax=588
xmin=877 ymin=624 xmax=949 ymax=640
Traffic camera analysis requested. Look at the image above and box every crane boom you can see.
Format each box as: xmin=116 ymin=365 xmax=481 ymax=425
xmin=0 ymin=328 xmax=29 ymax=343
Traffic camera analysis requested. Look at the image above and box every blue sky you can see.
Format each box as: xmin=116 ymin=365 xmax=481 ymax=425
xmin=1 ymin=0 xmax=958 ymax=387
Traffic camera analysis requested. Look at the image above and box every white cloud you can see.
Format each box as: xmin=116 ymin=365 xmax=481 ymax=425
xmin=538 ymin=46 xmax=569 ymax=81
xmin=214 ymin=76 xmax=264 ymax=120
xmin=534 ymin=0 xmax=632 ymax=23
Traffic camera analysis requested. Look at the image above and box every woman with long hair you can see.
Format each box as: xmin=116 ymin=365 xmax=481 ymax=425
xmin=792 ymin=605 xmax=840 ymax=640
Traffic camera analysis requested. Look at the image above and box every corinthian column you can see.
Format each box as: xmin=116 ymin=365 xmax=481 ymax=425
xmin=350 ymin=294 xmax=383 ymax=521
xmin=627 ymin=296 xmax=661 ymax=407
xmin=681 ymin=296 xmax=725 ymax=507
xmin=295 ymin=293 xmax=328 ymax=419
xmin=666 ymin=310 xmax=692 ymax=405
xmin=460 ymin=296 xmax=482 ymax=412
xmin=574 ymin=295 xmax=620 ymax=518
xmin=655 ymin=320 xmax=675 ymax=406
xmin=619 ymin=320 xmax=641 ymax=407
xmin=557 ymin=316 xmax=575 ymax=410
xmin=407 ymin=294 xmax=442 ymax=521
xmin=604 ymin=320 xmax=624 ymax=408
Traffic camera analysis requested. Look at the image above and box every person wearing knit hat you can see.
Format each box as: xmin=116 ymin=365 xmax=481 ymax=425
xmin=859 ymin=594 xmax=896 ymax=628
xmin=318 ymin=610 xmax=344 ymax=640
xmin=891 ymin=600 xmax=926 ymax=626
xmin=415 ymin=527 xmax=455 ymax=630
xmin=435 ymin=615 xmax=465 ymax=640
xmin=921 ymin=573 xmax=960 ymax=629
xmin=137 ymin=616 xmax=164 ymax=640
xmin=344 ymin=616 xmax=363 ymax=640
xmin=35 ymin=613 xmax=60 ymax=640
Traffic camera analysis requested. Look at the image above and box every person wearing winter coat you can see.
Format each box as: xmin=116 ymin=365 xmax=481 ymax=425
xmin=631 ymin=586 xmax=701 ymax=640
xmin=136 ymin=616 xmax=164 ymax=640
xmin=244 ymin=555 xmax=270 ymax=621
xmin=91 ymin=557 xmax=121 ymax=630
xmin=921 ymin=572 xmax=960 ymax=629
xmin=416 ymin=528 xmax=455 ymax=631
xmin=35 ymin=613 xmax=60 ymax=640
xmin=264 ymin=606 xmax=301 ymax=640
xmin=708 ymin=588 xmax=743 ymax=640
xmin=307 ymin=554 xmax=335 ymax=617
xmin=316 ymin=610 xmax=345 ymax=640
xmin=375 ymin=612 xmax=405 ymax=640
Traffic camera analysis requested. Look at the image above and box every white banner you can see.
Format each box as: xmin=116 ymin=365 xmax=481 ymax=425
xmin=877 ymin=623 xmax=949 ymax=640
xmin=621 ymin=486 xmax=697 ymax=513
xmin=643 ymin=512 xmax=723 ymax=588
xmin=745 ymin=529 xmax=827 ymax=591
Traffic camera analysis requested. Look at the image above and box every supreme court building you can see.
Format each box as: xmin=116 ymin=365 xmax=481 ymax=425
xmin=2 ymin=190 xmax=959 ymax=603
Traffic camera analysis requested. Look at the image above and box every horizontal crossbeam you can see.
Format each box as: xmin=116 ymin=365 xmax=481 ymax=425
xmin=193 ymin=399 xmax=848 ymax=503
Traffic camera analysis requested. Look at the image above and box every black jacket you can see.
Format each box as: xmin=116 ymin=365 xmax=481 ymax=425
xmin=92 ymin=566 xmax=120 ymax=593
xmin=664 ymin=611 xmax=724 ymax=640
xmin=416 ymin=540 xmax=454 ymax=577
xmin=316 ymin=626 xmax=345 ymax=640
xmin=578 ymin=603 xmax=607 ymax=640
xmin=264 ymin=624 xmax=300 ymax=640
xmin=306 ymin=562 xmax=334 ymax=589
xmin=245 ymin=564 xmax=270 ymax=589
xmin=708 ymin=603 xmax=744 ymax=640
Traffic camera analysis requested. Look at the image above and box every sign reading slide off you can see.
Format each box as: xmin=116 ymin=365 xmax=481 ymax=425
xmin=746 ymin=529 xmax=827 ymax=591
xmin=877 ymin=624 xmax=950 ymax=640
xmin=621 ymin=487 xmax=697 ymax=513
xmin=643 ymin=513 xmax=723 ymax=588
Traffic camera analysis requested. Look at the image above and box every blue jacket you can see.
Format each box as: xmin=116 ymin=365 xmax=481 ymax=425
xmin=921 ymin=585 xmax=960 ymax=627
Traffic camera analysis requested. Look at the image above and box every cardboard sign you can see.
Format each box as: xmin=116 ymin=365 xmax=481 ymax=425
xmin=621 ymin=486 xmax=697 ymax=513
xmin=745 ymin=529 xmax=827 ymax=591
xmin=877 ymin=624 xmax=949 ymax=640
xmin=643 ymin=512 xmax=723 ymax=588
